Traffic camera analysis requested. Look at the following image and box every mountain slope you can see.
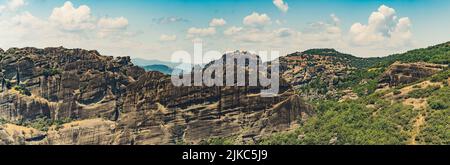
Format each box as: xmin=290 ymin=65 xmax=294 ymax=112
xmin=295 ymin=48 xmax=382 ymax=69
xmin=258 ymin=42 xmax=450 ymax=145
xmin=381 ymin=41 xmax=450 ymax=65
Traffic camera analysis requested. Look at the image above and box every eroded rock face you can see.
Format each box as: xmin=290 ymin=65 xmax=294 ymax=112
xmin=278 ymin=52 xmax=356 ymax=100
xmin=0 ymin=47 xmax=313 ymax=145
xmin=0 ymin=124 xmax=46 ymax=145
xmin=117 ymin=72 xmax=312 ymax=144
xmin=0 ymin=47 xmax=136 ymax=122
xmin=379 ymin=62 xmax=447 ymax=86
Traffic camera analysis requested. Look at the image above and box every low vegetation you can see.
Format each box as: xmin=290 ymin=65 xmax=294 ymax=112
xmin=13 ymin=116 xmax=73 ymax=131
xmin=42 ymin=67 xmax=62 ymax=77
xmin=259 ymin=83 xmax=449 ymax=145
xmin=13 ymin=85 xmax=31 ymax=96
xmin=406 ymin=85 xmax=440 ymax=99
xmin=391 ymin=42 xmax=450 ymax=65
xmin=0 ymin=118 xmax=6 ymax=124
xmin=2 ymin=79 xmax=12 ymax=89
xmin=199 ymin=136 xmax=237 ymax=145
xmin=260 ymin=99 xmax=415 ymax=145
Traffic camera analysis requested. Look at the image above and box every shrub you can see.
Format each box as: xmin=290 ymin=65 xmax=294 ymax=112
xmin=259 ymin=99 xmax=414 ymax=145
xmin=428 ymin=101 xmax=448 ymax=110
xmin=200 ymin=136 xmax=237 ymax=145
xmin=53 ymin=117 xmax=72 ymax=130
xmin=430 ymin=69 xmax=450 ymax=83
xmin=0 ymin=118 xmax=6 ymax=124
xmin=43 ymin=68 xmax=61 ymax=77
xmin=353 ymin=80 xmax=378 ymax=96
xmin=21 ymin=117 xmax=52 ymax=131
xmin=13 ymin=85 xmax=31 ymax=96
xmin=3 ymin=79 xmax=12 ymax=89
xmin=416 ymin=109 xmax=449 ymax=144
xmin=407 ymin=85 xmax=440 ymax=98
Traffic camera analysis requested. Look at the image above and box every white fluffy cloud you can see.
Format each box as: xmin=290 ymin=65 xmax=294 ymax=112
xmin=10 ymin=11 xmax=45 ymax=28
xmin=224 ymin=26 xmax=243 ymax=36
xmin=233 ymin=28 xmax=273 ymax=43
xmin=349 ymin=5 xmax=412 ymax=46
xmin=47 ymin=1 xmax=132 ymax=39
xmin=273 ymin=0 xmax=288 ymax=13
xmin=159 ymin=34 xmax=177 ymax=41
xmin=0 ymin=0 xmax=26 ymax=12
xmin=225 ymin=27 xmax=299 ymax=44
xmin=0 ymin=1 xmax=418 ymax=60
xmin=330 ymin=13 xmax=340 ymax=25
xmin=96 ymin=17 xmax=131 ymax=39
xmin=0 ymin=11 xmax=71 ymax=48
xmin=187 ymin=27 xmax=216 ymax=37
xmin=0 ymin=0 xmax=137 ymax=52
xmin=389 ymin=17 xmax=412 ymax=46
xmin=222 ymin=12 xmax=297 ymax=44
xmin=275 ymin=28 xmax=297 ymax=38
xmin=302 ymin=14 xmax=342 ymax=42
xmin=8 ymin=0 xmax=25 ymax=10
xmin=209 ymin=18 xmax=226 ymax=27
xmin=49 ymin=1 xmax=95 ymax=31
xmin=98 ymin=17 xmax=128 ymax=30
xmin=153 ymin=16 xmax=188 ymax=24
xmin=243 ymin=12 xmax=271 ymax=27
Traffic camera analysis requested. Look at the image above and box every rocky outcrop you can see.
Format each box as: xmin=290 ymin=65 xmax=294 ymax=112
xmin=0 ymin=47 xmax=313 ymax=145
xmin=278 ymin=51 xmax=355 ymax=99
xmin=379 ymin=62 xmax=447 ymax=86
xmin=0 ymin=124 xmax=46 ymax=145
xmin=45 ymin=118 xmax=117 ymax=145
xmin=0 ymin=47 xmax=136 ymax=122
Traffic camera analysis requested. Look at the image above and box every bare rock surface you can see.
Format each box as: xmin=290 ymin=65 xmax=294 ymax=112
xmin=0 ymin=47 xmax=313 ymax=144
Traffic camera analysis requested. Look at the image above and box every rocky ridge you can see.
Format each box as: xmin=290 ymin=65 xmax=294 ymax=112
xmin=0 ymin=47 xmax=313 ymax=145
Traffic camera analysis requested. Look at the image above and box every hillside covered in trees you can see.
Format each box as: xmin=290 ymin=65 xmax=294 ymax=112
xmin=204 ymin=42 xmax=450 ymax=145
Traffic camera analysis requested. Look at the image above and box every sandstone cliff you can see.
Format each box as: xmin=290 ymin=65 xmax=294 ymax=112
xmin=0 ymin=47 xmax=313 ymax=145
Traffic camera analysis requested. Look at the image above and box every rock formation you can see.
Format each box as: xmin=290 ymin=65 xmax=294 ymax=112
xmin=0 ymin=47 xmax=313 ymax=145
xmin=379 ymin=62 xmax=447 ymax=86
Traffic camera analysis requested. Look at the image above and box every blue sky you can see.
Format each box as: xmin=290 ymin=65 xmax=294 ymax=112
xmin=0 ymin=0 xmax=449 ymax=61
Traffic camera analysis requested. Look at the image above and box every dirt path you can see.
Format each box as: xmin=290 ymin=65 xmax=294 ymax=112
xmin=409 ymin=114 xmax=425 ymax=145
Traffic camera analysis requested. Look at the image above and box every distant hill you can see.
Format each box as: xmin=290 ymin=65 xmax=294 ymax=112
xmin=380 ymin=41 xmax=450 ymax=66
xmin=142 ymin=64 xmax=173 ymax=75
xmin=132 ymin=58 xmax=202 ymax=74
xmin=287 ymin=42 xmax=450 ymax=69
xmin=288 ymin=48 xmax=383 ymax=69
xmin=131 ymin=58 xmax=180 ymax=68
